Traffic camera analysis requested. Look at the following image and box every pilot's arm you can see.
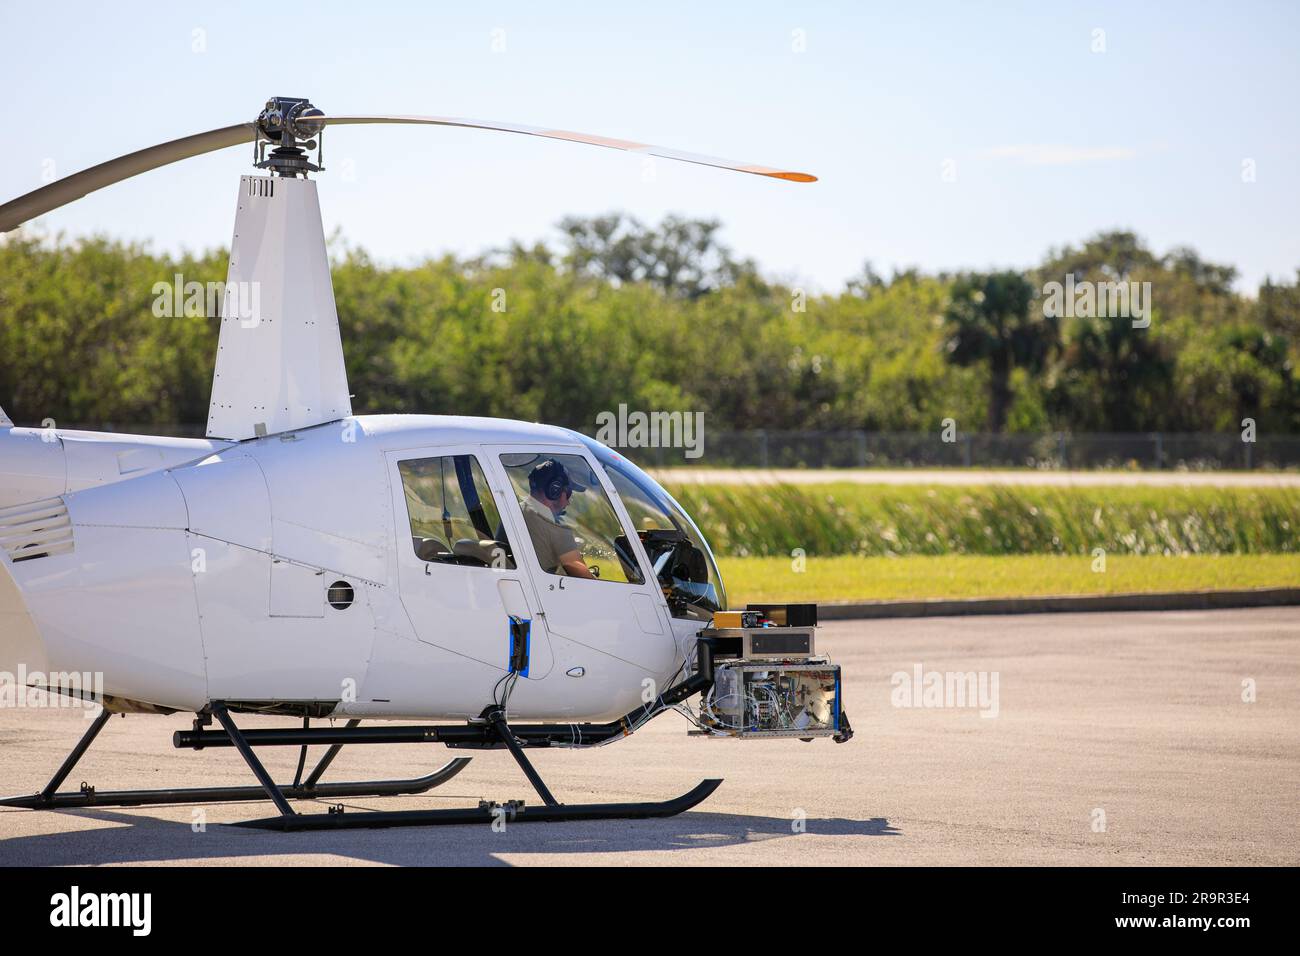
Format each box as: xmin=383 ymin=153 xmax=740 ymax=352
xmin=558 ymin=549 xmax=597 ymax=579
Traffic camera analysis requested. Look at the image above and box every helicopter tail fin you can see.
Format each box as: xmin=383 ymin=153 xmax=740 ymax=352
xmin=0 ymin=403 xmax=11 ymax=427
xmin=205 ymin=176 xmax=352 ymax=441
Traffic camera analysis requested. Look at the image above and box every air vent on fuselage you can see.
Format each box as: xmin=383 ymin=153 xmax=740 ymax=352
xmin=247 ymin=177 xmax=275 ymax=198
xmin=0 ymin=497 xmax=74 ymax=562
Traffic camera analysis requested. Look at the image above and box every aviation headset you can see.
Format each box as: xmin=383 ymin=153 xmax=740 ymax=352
xmin=530 ymin=460 xmax=572 ymax=501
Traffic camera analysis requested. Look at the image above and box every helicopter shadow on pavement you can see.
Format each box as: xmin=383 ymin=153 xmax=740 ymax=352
xmin=0 ymin=804 xmax=899 ymax=866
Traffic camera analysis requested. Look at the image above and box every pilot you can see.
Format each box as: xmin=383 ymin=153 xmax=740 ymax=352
xmin=519 ymin=459 xmax=597 ymax=579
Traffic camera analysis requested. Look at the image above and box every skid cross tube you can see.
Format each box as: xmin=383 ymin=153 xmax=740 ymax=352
xmin=38 ymin=707 xmax=112 ymax=803
xmin=175 ymin=724 xmax=441 ymax=748
xmin=304 ymin=718 xmax=359 ymax=786
xmin=211 ymin=702 xmax=295 ymax=817
xmin=486 ymin=707 xmax=558 ymax=807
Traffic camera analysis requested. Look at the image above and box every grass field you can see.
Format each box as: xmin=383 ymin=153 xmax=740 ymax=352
xmin=666 ymin=482 xmax=1300 ymax=557
xmin=718 ymin=554 xmax=1300 ymax=604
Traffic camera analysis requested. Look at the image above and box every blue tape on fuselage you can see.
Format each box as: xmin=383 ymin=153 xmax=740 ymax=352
xmin=508 ymin=617 xmax=532 ymax=678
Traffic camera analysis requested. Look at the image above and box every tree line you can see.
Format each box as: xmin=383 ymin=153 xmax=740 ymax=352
xmin=1 ymin=217 xmax=1296 ymax=434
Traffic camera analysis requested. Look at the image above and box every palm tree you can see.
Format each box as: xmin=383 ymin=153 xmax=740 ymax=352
xmin=942 ymin=271 xmax=1055 ymax=432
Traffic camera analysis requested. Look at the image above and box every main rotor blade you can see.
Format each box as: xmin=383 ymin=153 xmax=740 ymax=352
xmin=0 ymin=112 xmax=815 ymax=233
xmin=0 ymin=123 xmax=256 ymax=233
xmin=312 ymin=114 xmax=817 ymax=183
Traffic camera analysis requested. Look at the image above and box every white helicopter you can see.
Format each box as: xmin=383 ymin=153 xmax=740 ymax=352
xmin=0 ymin=98 xmax=849 ymax=829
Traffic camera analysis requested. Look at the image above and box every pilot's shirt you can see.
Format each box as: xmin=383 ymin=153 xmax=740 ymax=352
xmin=519 ymin=495 xmax=579 ymax=574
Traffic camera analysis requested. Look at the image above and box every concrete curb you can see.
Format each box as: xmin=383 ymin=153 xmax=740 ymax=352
xmin=816 ymin=587 xmax=1300 ymax=620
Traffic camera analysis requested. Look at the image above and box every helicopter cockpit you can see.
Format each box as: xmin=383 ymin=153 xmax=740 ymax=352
xmin=565 ymin=432 xmax=726 ymax=621
xmin=492 ymin=444 xmax=725 ymax=621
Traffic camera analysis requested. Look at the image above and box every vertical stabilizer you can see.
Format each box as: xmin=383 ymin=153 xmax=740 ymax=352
xmin=206 ymin=175 xmax=352 ymax=441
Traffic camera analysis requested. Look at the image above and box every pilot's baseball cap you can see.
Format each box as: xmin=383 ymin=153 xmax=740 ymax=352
xmin=528 ymin=459 xmax=587 ymax=495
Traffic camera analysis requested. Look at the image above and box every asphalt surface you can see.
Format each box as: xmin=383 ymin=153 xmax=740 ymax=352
xmin=1 ymin=608 xmax=1296 ymax=866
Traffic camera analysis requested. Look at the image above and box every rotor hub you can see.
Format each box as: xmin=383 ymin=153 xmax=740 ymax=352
xmin=254 ymin=97 xmax=325 ymax=176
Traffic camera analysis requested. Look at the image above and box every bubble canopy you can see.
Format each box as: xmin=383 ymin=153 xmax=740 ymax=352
xmin=569 ymin=432 xmax=727 ymax=618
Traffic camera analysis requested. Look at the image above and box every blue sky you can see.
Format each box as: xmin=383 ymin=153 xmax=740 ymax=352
xmin=1 ymin=0 xmax=1296 ymax=293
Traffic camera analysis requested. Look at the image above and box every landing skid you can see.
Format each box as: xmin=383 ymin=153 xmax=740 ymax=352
xmin=0 ymin=702 xmax=722 ymax=830
xmin=237 ymin=778 xmax=724 ymax=830
xmin=0 ymin=707 xmax=471 ymax=812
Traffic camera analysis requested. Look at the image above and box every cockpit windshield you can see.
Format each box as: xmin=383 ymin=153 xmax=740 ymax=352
xmin=568 ymin=431 xmax=726 ymax=619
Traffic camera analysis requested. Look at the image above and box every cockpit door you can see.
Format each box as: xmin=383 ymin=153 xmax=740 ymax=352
xmin=484 ymin=444 xmax=675 ymax=674
xmin=385 ymin=446 xmax=552 ymax=678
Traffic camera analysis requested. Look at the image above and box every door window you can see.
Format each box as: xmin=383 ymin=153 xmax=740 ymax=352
xmin=498 ymin=452 xmax=644 ymax=585
xmin=397 ymin=454 xmax=514 ymax=569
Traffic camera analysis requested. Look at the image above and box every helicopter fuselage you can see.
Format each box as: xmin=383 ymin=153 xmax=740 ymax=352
xmin=0 ymin=415 xmax=703 ymax=721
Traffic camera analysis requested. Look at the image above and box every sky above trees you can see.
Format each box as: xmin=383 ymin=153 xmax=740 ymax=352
xmin=2 ymin=2 xmax=1296 ymax=295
